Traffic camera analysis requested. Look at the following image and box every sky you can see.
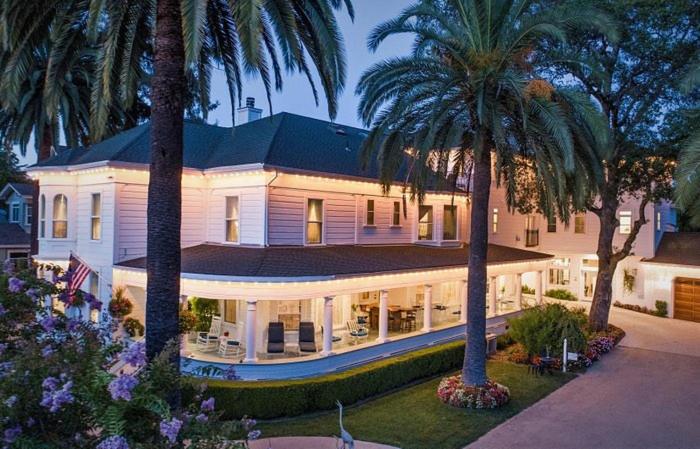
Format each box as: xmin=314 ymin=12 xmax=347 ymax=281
xmin=16 ymin=0 xmax=413 ymax=167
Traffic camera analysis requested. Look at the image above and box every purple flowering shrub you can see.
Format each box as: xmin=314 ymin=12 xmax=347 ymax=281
xmin=0 ymin=263 xmax=259 ymax=448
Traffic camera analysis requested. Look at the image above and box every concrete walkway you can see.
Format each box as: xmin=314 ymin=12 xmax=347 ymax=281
xmin=467 ymin=306 xmax=700 ymax=449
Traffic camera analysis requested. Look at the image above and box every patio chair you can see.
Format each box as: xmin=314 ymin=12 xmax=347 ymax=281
xmin=267 ymin=322 xmax=285 ymax=354
xmin=218 ymin=337 xmax=241 ymax=358
xmin=298 ymin=322 xmax=318 ymax=353
xmin=196 ymin=316 xmax=222 ymax=352
xmin=346 ymin=320 xmax=368 ymax=344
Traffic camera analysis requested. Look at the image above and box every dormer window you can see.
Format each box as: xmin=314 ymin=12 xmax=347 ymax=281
xmin=52 ymin=194 xmax=68 ymax=239
xmin=306 ymin=199 xmax=323 ymax=244
xmin=366 ymin=199 xmax=375 ymax=226
xmin=225 ymin=196 xmax=240 ymax=243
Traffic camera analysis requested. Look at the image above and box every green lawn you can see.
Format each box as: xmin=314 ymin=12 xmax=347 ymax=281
xmin=257 ymin=361 xmax=575 ymax=449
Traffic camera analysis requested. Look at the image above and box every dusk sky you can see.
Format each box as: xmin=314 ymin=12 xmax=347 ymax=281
xmin=16 ymin=0 xmax=413 ymax=166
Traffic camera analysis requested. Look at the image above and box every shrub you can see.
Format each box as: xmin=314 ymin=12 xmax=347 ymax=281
xmin=190 ymin=297 xmax=219 ymax=332
xmin=123 ymin=317 xmax=144 ymax=337
xmin=505 ymin=343 xmax=530 ymax=364
xmin=613 ymin=301 xmax=667 ymax=318
xmin=521 ymin=285 xmax=535 ymax=295
xmin=496 ymin=332 xmax=514 ymax=350
xmin=508 ymin=303 xmax=587 ymax=357
xmin=545 ymin=289 xmax=578 ymax=301
xmin=179 ymin=309 xmax=198 ymax=333
xmin=437 ymin=375 xmax=510 ymax=409
xmin=654 ymin=300 xmax=668 ymax=317
xmin=193 ymin=341 xmax=465 ymax=419
xmin=108 ymin=286 xmax=133 ymax=319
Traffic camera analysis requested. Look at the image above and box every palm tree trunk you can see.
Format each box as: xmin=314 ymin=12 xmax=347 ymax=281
xmin=146 ymin=0 xmax=185 ymax=377
xmin=462 ymin=149 xmax=491 ymax=387
xmin=588 ymin=198 xmax=617 ymax=331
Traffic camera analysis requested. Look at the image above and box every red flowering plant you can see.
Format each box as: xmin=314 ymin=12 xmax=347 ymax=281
xmin=0 ymin=260 xmax=260 ymax=448
xmin=437 ymin=375 xmax=510 ymax=409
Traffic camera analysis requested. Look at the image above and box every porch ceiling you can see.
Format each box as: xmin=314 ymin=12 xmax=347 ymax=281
xmin=116 ymin=243 xmax=551 ymax=280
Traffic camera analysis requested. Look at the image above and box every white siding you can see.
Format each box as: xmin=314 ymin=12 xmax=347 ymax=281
xmin=206 ymin=186 xmax=266 ymax=245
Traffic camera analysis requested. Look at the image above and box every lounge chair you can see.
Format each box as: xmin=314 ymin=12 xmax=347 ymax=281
xmin=267 ymin=322 xmax=285 ymax=354
xmin=196 ymin=316 xmax=222 ymax=351
xmin=346 ymin=320 xmax=368 ymax=344
xmin=298 ymin=322 xmax=317 ymax=353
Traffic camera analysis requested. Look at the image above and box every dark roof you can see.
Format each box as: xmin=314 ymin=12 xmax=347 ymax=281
xmin=117 ymin=243 xmax=551 ymax=279
xmin=1 ymin=182 xmax=34 ymax=197
xmin=0 ymin=223 xmax=30 ymax=246
xmin=31 ymin=113 xmax=460 ymax=191
xmin=644 ymin=232 xmax=700 ymax=267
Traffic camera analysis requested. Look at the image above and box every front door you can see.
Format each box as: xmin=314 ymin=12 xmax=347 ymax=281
xmin=583 ymin=271 xmax=596 ymax=300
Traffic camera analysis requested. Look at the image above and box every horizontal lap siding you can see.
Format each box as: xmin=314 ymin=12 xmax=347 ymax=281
xmin=357 ymin=197 xmax=414 ymax=244
xmin=182 ymin=187 xmax=205 ymax=248
xmin=116 ymin=184 xmax=147 ymax=261
xmin=207 ymin=187 xmax=266 ymax=245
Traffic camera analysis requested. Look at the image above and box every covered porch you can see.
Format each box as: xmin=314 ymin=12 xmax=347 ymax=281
xmin=113 ymin=243 xmax=551 ymax=379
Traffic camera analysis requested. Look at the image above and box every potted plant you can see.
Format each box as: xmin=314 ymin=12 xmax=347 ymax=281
xmin=179 ymin=309 xmax=198 ymax=342
xmin=123 ymin=317 xmax=144 ymax=338
xmin=108 ymin=287 xmax=133 ymax=322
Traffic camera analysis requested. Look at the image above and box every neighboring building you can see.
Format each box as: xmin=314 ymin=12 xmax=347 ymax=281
xmin=0 ymin=182 xmax=33 ymax=263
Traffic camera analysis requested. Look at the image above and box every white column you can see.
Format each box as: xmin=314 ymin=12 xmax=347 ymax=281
xmin=377 ymin=289 xmax=390 ymax=343
xmin=244 ymin=300 xmax=258 ymax=362
xmin=460 ymin=280 xmax=468 ymax=323
xmin=422 ymin=284 xmax=433 ymax=332
xmin=321 ymin=296 xmax=334 ymax=356
xmin=489 ymin=276 xmax=498 ymax=316
xmin=515 ymin=273 xmax=523 ymax=309
xmin=535 ymin=270 xmax=543 ymax=305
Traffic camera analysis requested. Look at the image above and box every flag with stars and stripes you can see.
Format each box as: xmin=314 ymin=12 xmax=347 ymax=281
xmin=68 ymin=253 xmax=91 ymax=300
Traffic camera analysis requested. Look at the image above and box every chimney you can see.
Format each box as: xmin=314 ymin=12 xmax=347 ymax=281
xmin=236 ymin=97 xmax=262 ymax=124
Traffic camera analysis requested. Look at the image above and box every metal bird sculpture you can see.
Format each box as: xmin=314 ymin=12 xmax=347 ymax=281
xmin=336 ymin=400 xmax=354 ymax=449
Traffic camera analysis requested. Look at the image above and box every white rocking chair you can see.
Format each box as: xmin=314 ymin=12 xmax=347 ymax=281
xmin=196 ymin=316 xmax=222 ymax=352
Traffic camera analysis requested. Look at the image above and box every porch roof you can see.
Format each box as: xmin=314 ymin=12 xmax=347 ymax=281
xmin=116 ymin=243 xmax=551 ymax=280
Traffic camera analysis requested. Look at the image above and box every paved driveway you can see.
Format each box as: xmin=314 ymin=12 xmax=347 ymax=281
xmin=466 ymin=307 xmax=700 ymax=449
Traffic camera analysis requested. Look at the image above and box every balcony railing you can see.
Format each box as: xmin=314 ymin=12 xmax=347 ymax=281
xmin=525 ymin=229 xmax=539 ymax=247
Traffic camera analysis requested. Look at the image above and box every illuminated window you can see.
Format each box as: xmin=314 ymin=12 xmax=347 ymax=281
xmin=91 ymin=193 xmax=101 ymax=240
xmin=393 ymin=201 xmax=401 ymax=226
xmin=549 ymin=268 xmax=570 ymax=285
xmin=418 ymin=205 xmax=433 ymax=240
xmin=492 ymin=208 xmax=499 ymax=233
xmin=443 ymin=205 xmax=457 ymax=240
xmin=224 ymin=300 xmax=237 ymax=323
xmin=52 ymin=194 xmax=68 ymax=238
xmin=225 ymin=196 xmax=239 ymax=243
xmin=89 ymin=272 xmax=100 ymax=322
xmin=547 ymin=215 xmax=556 ymax=233
xmin=552 ymin=257 xmax=570 ymax=267
xmin=39 ymin=195 xmax=45 ymax=238
xmin=366 ymin=199 xmax=375 ymax=225
xmin=574 ymin=214 xmax=585 ymax=234
xmin=306 ymin=199 xmax=323 ymax=244
xmin=619 ymin=210 xmax=632 ymax=234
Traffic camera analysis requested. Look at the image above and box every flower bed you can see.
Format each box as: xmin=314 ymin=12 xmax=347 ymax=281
xmin=437 ymin=375 xmax=510 ymax=409
xmin=613 ymin=300 xmax=667 ymax=317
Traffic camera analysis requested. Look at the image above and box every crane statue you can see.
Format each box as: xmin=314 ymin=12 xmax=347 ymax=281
xmin=335 ymin=400 xmax=355 ymax=449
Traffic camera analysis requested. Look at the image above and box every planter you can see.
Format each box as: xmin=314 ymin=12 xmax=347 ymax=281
xmin=437 ymin=375 xmax=510 ymax=409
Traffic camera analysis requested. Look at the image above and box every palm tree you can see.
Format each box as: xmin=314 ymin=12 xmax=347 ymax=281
xmin=675 ymin=64 xmax=700 ymax=226
xmin=356 ymin=0 xmax=612 ymax=386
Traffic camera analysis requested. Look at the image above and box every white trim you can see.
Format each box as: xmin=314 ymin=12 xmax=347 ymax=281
xmin=8 ymin=202 xmax=20 ymax=223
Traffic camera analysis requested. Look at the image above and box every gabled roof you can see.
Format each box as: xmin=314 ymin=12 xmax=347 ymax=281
xmin=117 ymin=243 xmax=552 ymax=280
xmin=30 ymin=113 xmax=462 ymax=192
xmin=0 ymin=182 xmax=34 ymax=199
xmin=643 ymin=232 xmax=700 ymax=267
xmin=0 ymin=223 xmax=30 ymax=246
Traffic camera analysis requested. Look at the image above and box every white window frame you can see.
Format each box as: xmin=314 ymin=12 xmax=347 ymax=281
xmin=9 ymin=202 xmax=20 ymax=223
xmin=90 ymin=193 xmax=101 ymax=240
xmin=39 ymin=195 xmax=46 ymax=238
xmin=492 ymin=208 xmax=499 ymax=233
xmin=417 ymin=205 xmax=434 ymax=241
xmin=619 ymin=210 xmax=632 ymax=235
xmin=224 ymin=196 xmax=240 ymax=244
xmin=365 ymin=199 xmax=375 ymax=226
xmin=442 ymin=205 xmax=458 ymax=241
xmin=392 ymin=201 xmax=401 ymax=226
xmin=52 ymin=194 xmax=68 ymax=239
xmin=305 ymin=198 xmax=324 ymax=245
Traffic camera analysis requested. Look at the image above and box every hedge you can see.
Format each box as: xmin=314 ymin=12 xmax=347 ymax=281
xmin=189 ymin=341 xmax=465 ymax=419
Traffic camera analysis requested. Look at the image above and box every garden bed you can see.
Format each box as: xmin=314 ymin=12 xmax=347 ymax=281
xmin=613 ymin=300 xmax=668 ymax=317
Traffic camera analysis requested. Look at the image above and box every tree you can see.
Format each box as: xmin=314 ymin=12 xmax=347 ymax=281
xmin=544 ymin=0 xmax=699 ymax=331
xmin=675 ymin=64 xmax=700 ymax=227
xmin=356 ymin=0 xmax=612 ymax=386
xmin=0 ymin=145 xmax=27 ymax=187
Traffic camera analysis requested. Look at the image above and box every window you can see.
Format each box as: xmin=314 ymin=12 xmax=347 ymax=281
xmin=52 ymin=194 xmax=68 ymax=238
xmin=90 ymin=193 xmax=101 ymax=240
xmin=619 ymin=210 xmax=632 ymax=234
xmin=418 ymin=205 xmax=433 ymax=240
xmin=547 ymin=216 xmax=556 ymax=233
xmin=549 ymin=268 xmax=570 ymax=285
xmin=392 ymin=201 xmax=401 ymax=226
xmin=224 ymin=300 xmax=237 ymax=323
xmin=443 ymin=205 xmax=457 ymax=240
xmin=366 ymin=199 xmax=375 ymax=225
xmin=656 ymin=211 xmax=661 ymax=231
xmin=574 ymin=214 xmax=585 ymax=234
xmin=225 ymin=196 xmax=239 ymax=243
xmin=9 ymin=203 xmax=20 ymax=223
xmin=306 ymin=199 xmax=323 ymax=244
xmin=89 ymin=272 xmax=100 ymax=322
xmin=492 ymin=208 xmax=499 ymax=233
xmin=552 ymin=257 xmax=570 ymax=267
xmin=24 ymin=204 xmax=32 ymax=226
xmin=39 ymin=195 xmax=45 ymax=238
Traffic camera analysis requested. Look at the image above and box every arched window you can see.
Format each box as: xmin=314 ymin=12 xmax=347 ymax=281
xmin=52 ymin=194 xmax=68 ymax=238
xmin=39 ymin=195 xmax=46 ymax=238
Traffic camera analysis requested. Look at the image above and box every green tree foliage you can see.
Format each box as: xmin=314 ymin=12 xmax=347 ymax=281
xmin=0 ymin=145 xmax=27 ymax=187
xmin=675 ymin=63 xmax=700 ymax=227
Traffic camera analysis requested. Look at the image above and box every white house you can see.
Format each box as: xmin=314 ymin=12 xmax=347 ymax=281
xmin=26 ymin=101 xmax=699 ymax=378
xmin=0 ymin=182 xmax=33 ymax=263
